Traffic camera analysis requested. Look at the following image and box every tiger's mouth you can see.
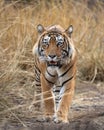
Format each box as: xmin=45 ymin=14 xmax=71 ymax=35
xmin=47 ymin=60 xmax=61 ymax=66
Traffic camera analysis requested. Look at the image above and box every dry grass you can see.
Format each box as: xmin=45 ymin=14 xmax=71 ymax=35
xmin=0 ymin=0 xmax=104 ymax=125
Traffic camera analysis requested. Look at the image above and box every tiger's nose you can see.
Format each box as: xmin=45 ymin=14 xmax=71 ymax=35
xmin=48 ymin=55 xmax=56 ymax=59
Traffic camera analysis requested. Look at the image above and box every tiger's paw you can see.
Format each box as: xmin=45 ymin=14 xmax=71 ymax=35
xmin=36 ymin=116 xmax=52 ymax=122
xmin=36 ymin=114 xmax=53 ymax=122
xmin=36 ymin=115 xmax=52 ymax=122
xmin=43 ymin=116 xmax=52 ymax=122
xmin=53 ymin=115 xmax=68 ymax=123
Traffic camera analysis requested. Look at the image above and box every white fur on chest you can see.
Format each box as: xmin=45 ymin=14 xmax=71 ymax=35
xmin=45 ymin=67 xmax=57 ymax=82
xmin=45 ymin=66 xmax=68 ymax=86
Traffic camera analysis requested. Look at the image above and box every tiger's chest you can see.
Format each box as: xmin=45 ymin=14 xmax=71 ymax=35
xmin=44 ymin=66 xmax=68 ymax=86
xmin=45 ymin=67 xmax=58 ymax=84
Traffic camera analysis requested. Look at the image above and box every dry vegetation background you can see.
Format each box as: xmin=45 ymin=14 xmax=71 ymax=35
xmin=0 ymin=0 xmax=104 ymax=126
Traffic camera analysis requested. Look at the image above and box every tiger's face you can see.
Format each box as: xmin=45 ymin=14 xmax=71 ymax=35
xmin=34 ymin=24 xmax=75 ymax=66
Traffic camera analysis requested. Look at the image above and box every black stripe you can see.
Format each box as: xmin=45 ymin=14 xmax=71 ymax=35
xmin=54 ymin=90 xmax=60 ymax=92
xmin=35 ymin=77 xmax=40 ymax=82
xmin=35 ymin=71 xmax=40 ymax=80
xmin=55 ymin=98 xmax=61 ymax=100
xmin=35 ymin=70 xmax=40 ymax=77
xmin=55 ymin=98 xmax=60 ymax=100
xmin=47 ymin=69 xmax=55 ymax=77
xmin=44 ymin=75 xmax=54 ymax=84
xmin=58 ymin=64 xmax=63 ymax=68
xmin=34 ymin=64 xmax=41 ymax=73
xmin=59 ymin=64 xmax=73 ymax=77
xmin=35 ymin=84 xmax=41 ymax=86
xmin=35 ymin=74 xmax=40 ymax=80
xmin=62 ymin=75 xmax=74 ymax=86
xmin=38 ymin=42 xmax=41 ymax=56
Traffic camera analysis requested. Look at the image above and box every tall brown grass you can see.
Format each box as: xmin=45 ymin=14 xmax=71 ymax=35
xmin=0 ymin=0 xmax=104 ymax=125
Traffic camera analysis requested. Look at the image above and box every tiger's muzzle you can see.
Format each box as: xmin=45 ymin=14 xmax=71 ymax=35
xmin=47 ymin=55 xmax=61 ymax=67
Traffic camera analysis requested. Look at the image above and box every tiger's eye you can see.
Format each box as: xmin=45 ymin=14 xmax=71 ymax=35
xmin=57 ymin=41 xmax=64 ymax=47
xmin=41 ymin=36 xmax=50 ymax=49
xmin=43 ymin=35 xmax=50 ymax=43
xmin=56 ymin=35 xmax=64 ymax=47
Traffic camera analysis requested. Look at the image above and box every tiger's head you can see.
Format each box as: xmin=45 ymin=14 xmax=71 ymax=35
xmin=33 ymin=24 xmax=76 ymax=66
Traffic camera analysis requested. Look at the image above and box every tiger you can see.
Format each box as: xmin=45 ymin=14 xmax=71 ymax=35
xmin=32 ymin=24 xmax=77 ymax=123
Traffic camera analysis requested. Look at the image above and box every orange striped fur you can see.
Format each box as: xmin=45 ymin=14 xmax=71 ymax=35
xmin=32 ymin=24 xmax=77 ymax=123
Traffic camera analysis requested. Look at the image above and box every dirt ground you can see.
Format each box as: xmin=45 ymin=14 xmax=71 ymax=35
xmin=0 ymin=81 xmax=104 ymax=130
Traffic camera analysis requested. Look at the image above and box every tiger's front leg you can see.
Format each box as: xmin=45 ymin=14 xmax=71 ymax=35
xmin=54 ymin=79 xmax=75 ymax=123
xmin=40 ymin=74 xmax=55 ymax=121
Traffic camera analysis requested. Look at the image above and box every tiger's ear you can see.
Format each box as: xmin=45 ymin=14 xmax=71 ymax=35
xmin=65 ymin=25 xmax=73 ymax=37
xmin=37 ymin=24 xmax=45 ymax=34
